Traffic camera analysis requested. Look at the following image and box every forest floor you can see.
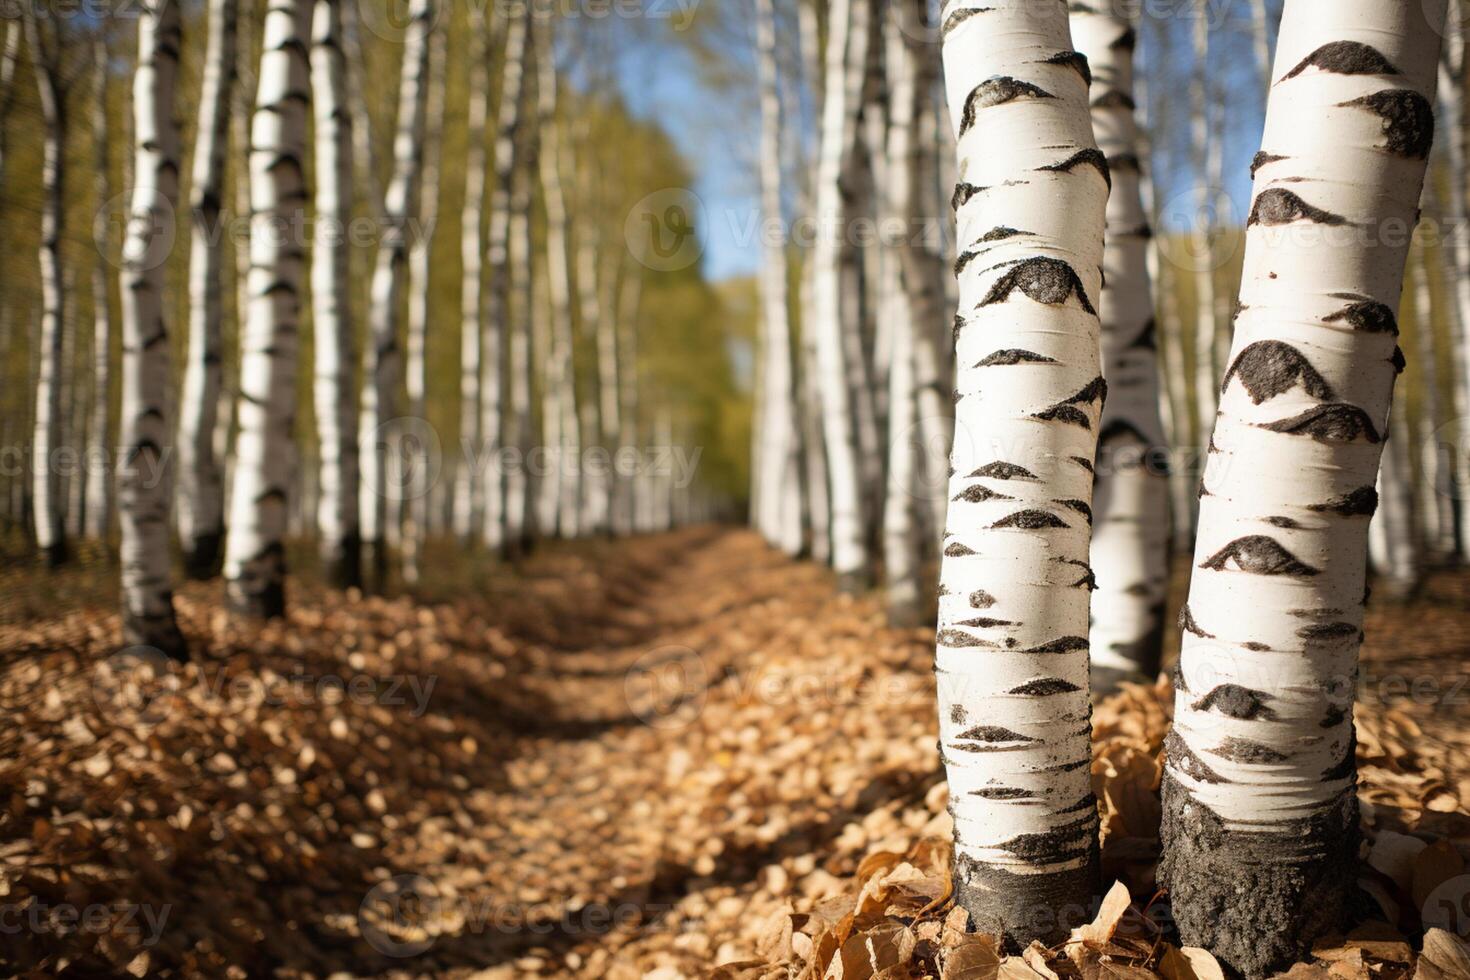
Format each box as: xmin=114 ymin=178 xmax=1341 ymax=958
xmin=1 ymin=528 xmax=1469 ymax=979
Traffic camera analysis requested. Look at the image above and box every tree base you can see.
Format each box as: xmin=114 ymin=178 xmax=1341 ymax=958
xmin=122 ymin=606 xmax=188 ymax=662
xmin=323 ymin=534 xmax=363 ymax=591
xmin=183 ymin=530 xmax=224 ymax=580
xmin=954 ymin=848 xmax=1101 ymax=948
xmin=226 ymin=578 xmax=286 ymax=619
xmin=1158 ymin=773 xmax=1359 ymax=980
xmin=43 ymin=539 xmax=68 ymax=569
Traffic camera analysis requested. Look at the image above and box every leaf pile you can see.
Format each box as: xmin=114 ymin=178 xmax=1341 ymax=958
xmin=0 ymin=529 xmax=1467 ymax=978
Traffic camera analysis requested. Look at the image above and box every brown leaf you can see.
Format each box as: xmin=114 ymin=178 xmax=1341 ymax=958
xmin=1159 ymin=945 xmax=1226 ymax=980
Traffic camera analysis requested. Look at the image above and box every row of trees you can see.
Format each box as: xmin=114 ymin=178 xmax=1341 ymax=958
xmin=2 ymin=0 xmax=749 ymax=653
xmin=742 ymin=0 xmax=1466 ymax=974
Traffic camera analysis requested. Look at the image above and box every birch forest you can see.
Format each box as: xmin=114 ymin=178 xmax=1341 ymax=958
xmin=4 ymin=0 xmax=1470 ymax=977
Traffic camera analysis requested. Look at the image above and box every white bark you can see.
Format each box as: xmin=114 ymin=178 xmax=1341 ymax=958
xmin=881 ymin=267 xmax=920 ymax=626
xmin=86 ymin=41 xmax=115 ymax=542
xmin=937 ymin=0 xmax=1107 ymax=941
xmin=178 ymin=0 xmax=237 ymax=578
xmin=358 ymin=0 xmax=433 ymax=577
xmin=534 ymin=12 xmax=581 ymax=540
xmin=223 ymin=0 xmax=313 ymax=617
xmin=1190 ymin=13 xmax=1222 ymax=441
xmin=753 ymin=0 xmax=802 ymax=557
xmin=455 ymin=7 xmax=492 ymax=543
xmin=1370 ymin=396 xmax=1419 ymax=594
xmin=1072 ymin=6 xmax=1171 ymax=687
xmin=402 ymin=21 xmax=445 ymax=584
xmin=25 ymin=13 xmax=66 ymax=566
xmin=505 ymin=100 xmax=539 ymax=552
xmin=613 ymin=262 xmax=642 ymax=537
xmin=118 ymin=0 xmax=186 ymax=656
xmin=1161 ymin=3 xmax=1445 ymax=974
xmin=310 ymin=0 xmax=361 ymax=587
xmin=1409 ymin=242 xmax=1452 ymax=555
xmin=810 ymin=0 xmax=872 ymax=588
xmin=1437 ymin=7 xmax=1470 ymax=556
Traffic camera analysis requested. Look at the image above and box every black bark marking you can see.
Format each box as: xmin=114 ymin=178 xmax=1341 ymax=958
xmin=1251 ymin=151 xmax=1287 ymax=178
xmin=1056 ymin=499 xmax=1093 ymax=524
xmin=961 ymin=78 xmax=1055 ymax=134
xmin=1044 ymin=50 xmax=1092 ymax=86
xmin=1039 ymin=148 xmax=1111 ymax=189
xmin=1322 ymin=734 xmax=1356 ymax=780
xmin=953 ymin=315 xmax=967 ymax=345
xmin=938 ymin=628 xmax=987 ymax=647
xmin=1248 ymin=188 xmax=1348 ymax=227
xmin=1128 ymin=318 xmax=1157 ymax=350
xmin=1179 ymin=603 xmax=1215 ymax=638
xmin=1057 ymin=557 xmax=1097 ymax=591
xmin=1091 ymin=90 xmax=1136 ymax=111
xmin=970 ymin=786 xmax=1036 ymax=799
xmin=960 ymin=725 xmax=1035 ymax=743
xmin=1265 ymin=516 xmax=1302 ymax=529
xmin=950 ymin=703 xmax=968 ymax=723
xmin=1008 ymin=677 xmax=1080 ymax=696
xmin=1025 ymin=635 xmax=1089 ymax=654
xmin=1064 ymin=376 xmax=1108 ymax=405
xmin=953 ymin=483 xmax=1014 ymax=504
xmin=978 ymin=225 xmax=1028 ymax=243
xmin=1260 ymin=404 xmax=1381 ymax=444
xmin=1214 ymin=736 xmax=1288 ymax=765
xmin=1166 ymin=730 xmax=1224 ymax=783
xmin=1100 ymin=419 xmax=1148 ymax=446
xmin=944 ymin=541 xmax=978 ymax=557
xmin=1298 ymin=621 xmax=1360 ymax=642
xmin=1281 ymin=41 xmax=1400 ymax=81
xmin=1340 ymin=90 xmax=1435 ymax=158
xmin=954 ymin=250 xmax=980 ymax=277
xmin=999 ymin=821 xmax=1096 ymax=862
xmin=1243 ymin=641 xmax=1271 ymax=651
xmin=1071 ymin=455 xmax=1094 ymax=473
xmin=940 ymin=6 xmax=985 ymax=37
xmin=975 ymin=348 xmax=1058 ymax=367
xmin=1200 ymin=536 xmax=1321 ymax=576
xmin=1324 ymin=296 xmax=1398 ymax=334
xmin=1390 ymin=345 xmax=1406 ymax=374
xmin=1222 ymin=340 xmax=1335 ymax=404
xmin=970 ymin=590 xmax=997 ymax=609
xmin=952 ymin=182 xmax=987 ymax=211
xmin=992 ymin=509 xmax=1069 ymax=529
xmin=1308 ymin=486 xmax=1378 ymax=517
xmin=1192 ymin=685 xmax=1277 ymax=721
xmin=971 ymin=461 xmax=1037 ymax=480
xmin=980 ymin=257 xmax=1096 ymax=314
xmin=958 ymin=616 xmax=1015 ymax=629
xmin=1032 ymin=405 xmax=1092 ymax=429
xmin=1320 ymin=704 xmax=1347 ymax=729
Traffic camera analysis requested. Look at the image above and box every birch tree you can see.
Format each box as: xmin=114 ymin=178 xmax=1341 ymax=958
xmin=1072 ymin=6 xmax=1170 ymax=688
xmin=178 ymin=0 xmax=237 ymax=578
xmin=118 ymin=0 xmax=187 ymax=657
xmin=809 ymin=0 xmax=872 ymax=589
xmin=86 ymin=41 xmax=115 ymax=542
xmin=1160 ymin=3 xmax=1445 ymax=974
xmin=752 ymin=0 xmax=802 ymax=557
xmin=23 ymin=10 xmax=68 ymax=567
xmin=222 ymin=0 xmax=313 ymax=617
xmin=310 ymin=0 xmax=360 ymax=587
xmin=359 ymin=0 xmax=433 ymax=578
xmin=936 ymin=0 xmax=1107 ymax=942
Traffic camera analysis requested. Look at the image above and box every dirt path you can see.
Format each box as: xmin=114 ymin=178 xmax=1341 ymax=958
xmin=1 ymin=529 xmax=1467 ymax=978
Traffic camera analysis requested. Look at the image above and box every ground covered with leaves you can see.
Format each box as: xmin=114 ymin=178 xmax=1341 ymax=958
xmin=1 ymin=528 xmax=1468 ymax=979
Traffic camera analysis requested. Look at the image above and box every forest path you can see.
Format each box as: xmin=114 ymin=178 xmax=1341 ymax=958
xmin=0 ymin=529 xmax=1467 ymax=978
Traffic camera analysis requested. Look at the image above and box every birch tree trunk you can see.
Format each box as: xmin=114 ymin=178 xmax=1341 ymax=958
xmin=1437 ymin=6 xmax=1470 ymax=556
xmin=118 ymin=0 xmax=186 ymax=657
xmin=613 ymin=261 xmax=642 ymax=538
xmin=1160 ymin=3 xmax=1445 ymax=974
xmin=881 ymin=275 xmax=921 ymax=626
xmin=0 ymin=22 xmax=19 ymax=178
xmin=937 ymin=0 xmax=1107 ymax=942
xmin=810 ymin=0 xmax=872 ymax=589
xmin=402 ymin=22 xmax=445 ymax=584
xmin=454 ymin=7 xmax=492 ymax=543
xmin=1190 ymin=14 xmax=1222 ymax=441
xmin=86 ymin=40 xmax=115 ymax=542
xmin=1370 ymin=395 xmax=1419 ymax=594
xmin=24 ymin=13 xmax=67 ymax=567
xmin=178 ymin=0 xmax=237 ymax=579
xmin=222 ymin=0 xmax=313 ymax=617
xmin=310 ymin=0 xmax=361 ymax=588
xmin=505 ymin=88 xmax=540 ymax=555
xmin=753 ymin=0 xmax=802 ymax=557
xmin=534 ymin=11 xmax=581 ymax=540
xmin=1072 ymin=6 xmax=1171 ymax=689
xmin=358 ymin=0 xmax=433 ymax=581
xmin=487 ymin=5 xmax=532 ymax=553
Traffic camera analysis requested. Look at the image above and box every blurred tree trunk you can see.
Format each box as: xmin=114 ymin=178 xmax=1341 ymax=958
xmin=403 ymin=21 xmax=445 ymax=584
xmin=455 ymin=6 xmax=493 ymax=544
xmin=1438 ymin=5 xmax=1470 ymax=556
xmin=178 ymin=0 xmax=237 ymax=579
xmin=1073 ymin=5 xmax=1171 ymax=690
xmin=223 ymin=0 xmax=313 ymax=617
xmin=936 ymin=0 xmax=1107 ymax=941
xmin=809 ymin=0 xmax=872 ymax=590
xmin=310 ymin=0 xmax=361 ymax=588
xmin=1190 ymin=14 xmax=1221 ymax=444
xmin=614 ymin=261 xmax=643 ymax=537
xmin=86 ymin=41 xmax=115 ymax=543
xmin=505 ymin=60 xmax=540 ymax=556
xmin=117 ymin=0 xmax=186 ymax=656
xmin=24 ymin=12 xmax=67 ymax=567
xmin=358 ymin=0 xmax=432 ymax=585
xmin=1160 ymin=3 xmax=1444 ymax=973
